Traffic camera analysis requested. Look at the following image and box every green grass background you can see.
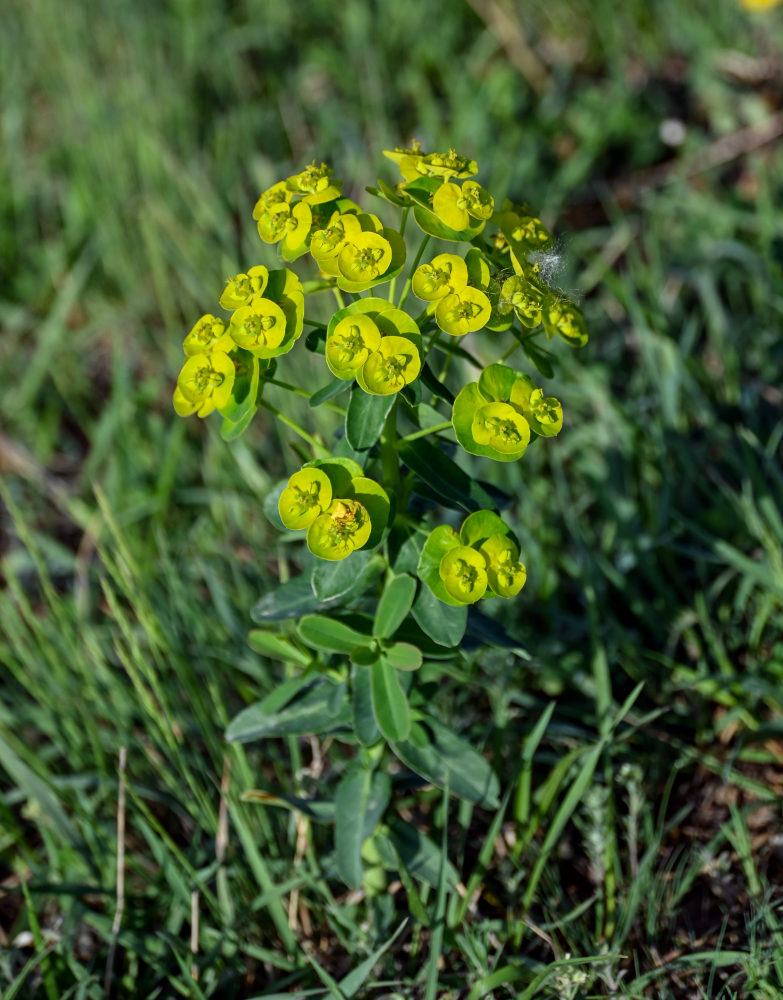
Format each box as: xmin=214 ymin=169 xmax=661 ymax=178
xmin=2 ymin=0 xmax=783 ymax=996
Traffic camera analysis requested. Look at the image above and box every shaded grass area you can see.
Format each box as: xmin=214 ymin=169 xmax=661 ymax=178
xmin=2 ymin=0 xmax=783 ymax=996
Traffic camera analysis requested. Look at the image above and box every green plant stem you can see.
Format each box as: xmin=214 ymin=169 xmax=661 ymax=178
xmin=399 ymin=421 xmax=452 ymax=444
xmin=302 ymin=318 xmax=327 ymax=329
xmin=258 ymin=398 xmax=326 ymax=453
xmin=499 ymin=339 xmax=520 ymax=362
xmin=332 ymin=288 xmax=346 ymax=310
xmin=397 ymin=234 xmax=431 ymax=310
xmin=379 ymin=400 xmax=400 ymax=494
xmin=423 ymin=327 xmax=442 ymax=360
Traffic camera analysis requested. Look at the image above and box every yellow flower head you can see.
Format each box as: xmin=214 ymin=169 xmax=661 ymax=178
xmin=229 ymin=298 xmax=287 ymax=354
xmin=307 ymin=499 xmax=372 ymax=561
xmin=278 ymin=468 xmax=333 ymax=530
xmin=218 ymin=265 xmax=269 ymax=311
xmin=175 ymin=350 xmax=235 ymax=418
xmin=438 ymin=546 xmax=488 ymax=604
xmin=471 ymin=402 xmax=531 ymax=456
xmin=412 ymin=253 xmax=468 ymax=301
xmin=325 ymin=314 xmax=382 ymax=379
xmin=360 ymin=336 xmax=421 ymax=395
xmin=337 ymin=232 xmax=392 ymax=283
xmin=183 ymin=314 xmax=234 ymax=357
xmin=479 ymin=534 xmax=526 ymax=598
xmin=435 ymin=286 xmax=491 ymax=337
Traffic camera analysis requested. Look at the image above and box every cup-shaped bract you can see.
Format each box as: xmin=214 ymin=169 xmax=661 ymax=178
xmin=286 ymin=161 xmax=341 ymax=205
xmin=338 ymin=232 xmax=392 ymax=284
xmin=432 ymin=181 xmax=493 ymax=231
xmin=307 ymin=499 xmax=373 ymax=561
xmin=358 ymin=336 xmax=421 ymax=396
xmin=183 ymin=314 xmax=235 ymax=357
xmin=412 ymin=253 xmax=468 ymax=302
xmin=252 ymin=268 xmax=305 ymax=359
xmin=438 ymin=546 xmax=488 ymax=604
xmin=435 ymin=286 xmax=491 ymax=337
xmin=229 ymin=298 xmax=288 ymax=355
xmin=310 ymin=212 xmax=363 ymax=275
xmin=501 ymin=275 xmax=544 ymax=330
xmin=326 ymin=314 xmax=382 ymax=379
xmin=542 ymin=295 xmax=588 ymax=347
xmin=219 ymin=265 xmax=270 ymax=311
xmin=278 ymin=468 xmax=333 ymax=530
xmin=471 ymin=402 xmax=531 ymax=457
xmin=479 ymin=534 xmax=527 ymax=598
xmin=416 ymin=149 xmax=477 ymax=180
xmin=509 ymin=376 xmax=563 ymax=437
xmin=175 ymin=350 xmax=235 ymax=418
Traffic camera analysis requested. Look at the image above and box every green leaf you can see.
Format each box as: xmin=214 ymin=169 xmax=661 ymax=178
xmin=412 ymin=584 xmax=467 ymax=647
xmin=459 ymin=509 xmax=512 ymax=548
xmin=310 ymin=377 xmax=350 ymax=408
xmin=350 ymin=476 xmax=391 ymax=549
xmin=399 ymin=437 xmax=496 ymax=512
xmin=416 ymin=524 xmax=462 ymax=606
xmin=252 ymin=575 xmax=321 ymax=622
xmin=384 ymin=818 xmax=459 ymax=889
xmin=352 ymin=664 xmax=381 ymax=745
xmin=374 ymin=573 xmax=417 ymax=639
xmin=248 ymin=629 xmax=312 ymax=667
xmin=338 ymin=920 xmax=408 ymax=998
xmin=335 ymin=765 xmax=372 ymax=888
xmin=383 ymin=643 xmax=422 ymax=671
xmin=346 ymin=386 xmax=395 ymax=451
xmin=336 ymin=766 xmax=391 ymax=888
xmin=220 ymin=404 xmax=258 ymax=441
xmin=226 ymin=679 xmax=351 ymax=742
xmin=297 ymin=615 xmax=371 ymax=654
xmin=311 ymin=550 xmax=384 ymax=603
xmin=419 ymin=363 xmax=456 ymax=406
xmin=220 ymin=350 xmax=261 ymax=440
xmin=262 ymin=480 xmax=288 ymax=532
xmin=521 ymin=337 xmax=555 ymax=378
xmin=370 ymin=658 xmax=411 ymax=741
xmin=392 ymin=717 xmax=500 ymax=807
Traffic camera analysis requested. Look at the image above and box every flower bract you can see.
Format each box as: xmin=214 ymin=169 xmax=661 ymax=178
xmin=479 ymin=533 xmax=527 ymax=598
xmin=412 ymin=253 xmax=468 ymax=301
xmin=229 ymin=298 xmax=287 ymax=354
xmin=307 ymin=499 xmax=372 ymax=560
xmin=219 ymin=266 xmax=269 ymax=311
xmin=278 ymin=468 xmax=333 ymax=530
xmin=338 ymin=232 xmax=392 ymax=284
xmin=542 ymin=296 xmax=588 ymax=346
xmin=359 ymin=336 xmax=421 ymax=395
xmin=435 ymin=286 xmax=491 ymax=336
xmin=438 ymin=546 xmax=488 ymax=604
xmin=183 ymin=314 xmax=235 ymax=357
xmin=471 ymin=402 xmax=531 ymax=456
xmin=175 ymin=350 xmax=235 ymax=417
xmin=326 ymin=315 xmax=383 ymax=379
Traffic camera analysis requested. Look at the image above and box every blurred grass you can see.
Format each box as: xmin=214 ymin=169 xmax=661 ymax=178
xmin=2 ymin=0 xmax=783 ymax=995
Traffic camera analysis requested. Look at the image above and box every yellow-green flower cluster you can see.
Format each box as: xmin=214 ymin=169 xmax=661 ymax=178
xmin=412 ymin=252 xmax=491 ymax=337
xmin=277 ymin=459 xmax=390 ymax=561
xmin=253 ymin=163 xmax=342 ymax=262
xmin=310 ymin=209 xmax=405 ymax=292
xmin=452 ymin=363 xmax=562 ymax=462
xmin=325 ymin=303 xmax=421 ymax=395
xmin=173 ymin=266 xmax=304 ymax=420
xmin=418 ymin=510 xmax=526 ymax=606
